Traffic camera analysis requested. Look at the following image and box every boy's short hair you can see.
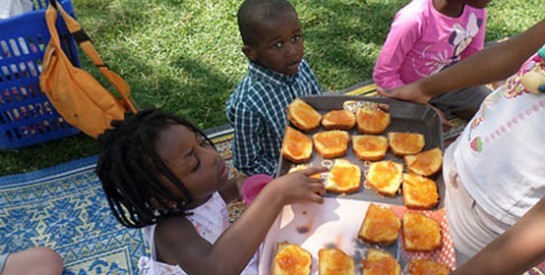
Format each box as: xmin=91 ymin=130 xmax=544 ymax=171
xmin=237 ymin=0 xmax=297 ymax=46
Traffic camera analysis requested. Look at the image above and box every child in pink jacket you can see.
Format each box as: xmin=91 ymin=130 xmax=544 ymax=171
xmin=373 ymin=0 xmax=492 ymax=120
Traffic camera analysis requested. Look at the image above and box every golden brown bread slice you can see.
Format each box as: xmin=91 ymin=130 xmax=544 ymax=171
xmin=365 ymin=160 xmax=403 ymax=197
xmin=404 ymin=147 xmax=443 ymax=177
xmin=272 ymin=242 xmax=312 ymax=275
xmin=318 ymin=247 xmax=355 ymax=275
xmin=287 ymin=98 xmax=322 ymax=131
xmin=402 ymin=212 xmax=442 ymax=252
xmin=281 ymin=127 xmax=313 ymax=163
xmin=408 ymin=258 xmax=450 ymax=275
xmin=321 ymin=109 xmax=356 ymax=130
xmin=387 ymin=132 xmax=425 ymax=156
xmin=358 ymin=203 xmax=401 ymax=246
xmin=352 ymin=135 xmax=388 ymax=161
xmin=356 ymin=107 xmax=390 ymax=134
xmin=361 ymin=248 xmax=401 ymax=275
xmin=402 ymin=173 xmax=439 ymax=210
xmin=313 ymin=130 xmax=350 ymax=158
xmin=288 ymin=164 xmax=322 ymax=179
xmin=325 ymin=159 xmax=362 ymax=194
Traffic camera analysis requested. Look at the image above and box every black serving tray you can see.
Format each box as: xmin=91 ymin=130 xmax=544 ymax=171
xmin=276 ymin=95 xmax=445 ymax=209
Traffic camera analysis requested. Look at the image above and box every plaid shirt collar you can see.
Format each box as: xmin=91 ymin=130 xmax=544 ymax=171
xmin=247 ymin=60 xmax=297 ymax=86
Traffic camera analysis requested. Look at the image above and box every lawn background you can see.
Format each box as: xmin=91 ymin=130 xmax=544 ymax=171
xmin=0 ymin=0 xmax=541 ymax=176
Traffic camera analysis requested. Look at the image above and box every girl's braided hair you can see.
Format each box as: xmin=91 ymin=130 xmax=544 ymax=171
xmin=96 ymin=108 xmax=214 ymax=228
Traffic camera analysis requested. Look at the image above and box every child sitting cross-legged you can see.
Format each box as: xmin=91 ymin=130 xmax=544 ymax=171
xmin=226 ymin=0 xmax=321 ymax=177
xmin=96 ymin=109 xmax=327 ymax=275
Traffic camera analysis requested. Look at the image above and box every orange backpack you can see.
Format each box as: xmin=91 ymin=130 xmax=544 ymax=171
xmin=39 ymin=0 xmax=137 ymax=138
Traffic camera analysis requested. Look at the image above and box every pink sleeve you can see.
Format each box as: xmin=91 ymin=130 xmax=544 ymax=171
xmin=373 ymin=12 xmax=422 ymax=89
xmin=461 ymin=9 xmax=486 ymax=59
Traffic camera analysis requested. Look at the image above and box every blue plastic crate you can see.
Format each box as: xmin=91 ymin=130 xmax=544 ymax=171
xmin=0 ymin=0 xmax=80 ymax=150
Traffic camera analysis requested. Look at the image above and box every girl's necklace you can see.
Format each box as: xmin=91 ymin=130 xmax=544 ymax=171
xmin=521 ymin=46 xmax=545 ymax=94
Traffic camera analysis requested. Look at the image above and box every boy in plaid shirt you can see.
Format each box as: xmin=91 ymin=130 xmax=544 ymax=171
xmin=226 ymin=0 xmax=321 ymax=176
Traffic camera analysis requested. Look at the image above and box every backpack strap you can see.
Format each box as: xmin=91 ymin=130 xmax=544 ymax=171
xmin=47 ymin=0 xmax=138 ymax=113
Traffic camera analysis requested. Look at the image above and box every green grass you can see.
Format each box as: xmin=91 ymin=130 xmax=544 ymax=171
xmin=0 ymin=0 xmax=541 ymax=176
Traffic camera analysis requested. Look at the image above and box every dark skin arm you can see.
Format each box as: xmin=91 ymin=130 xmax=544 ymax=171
xmin=452 ymin=197 xmax=545 ymax=275
xmin=378 ymin=18 xmax=545 ymax=103
xmin=155 ymin=166 xmax=327 ymax=275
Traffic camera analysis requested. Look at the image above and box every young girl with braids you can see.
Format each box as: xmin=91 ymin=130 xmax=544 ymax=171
xmin=95 ymin=108 xmax=326 ymax=275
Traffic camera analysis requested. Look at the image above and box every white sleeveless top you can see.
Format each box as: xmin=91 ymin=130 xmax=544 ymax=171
xmin=138 ymin=192 xmax=259 ymax=274
xmin=453 ymin=48 xmax=545 ymax=225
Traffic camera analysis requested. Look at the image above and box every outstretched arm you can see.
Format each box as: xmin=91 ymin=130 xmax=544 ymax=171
xmin=158 ymin=166 xmax=327 ymax=275
xmin=378 ymin=18 xmax=545 ymax=103
xmin=452 ymin=197 xmax=545 ymax=275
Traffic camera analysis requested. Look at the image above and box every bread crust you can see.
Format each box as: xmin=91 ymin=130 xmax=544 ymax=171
xmin=287 ymin=98 xmax=322 ymax=131
xmin=281 ymin=127 xmax=313 ymax=163
xmin=402 ymin=173 xmax=439 ymax=210
xmin=318 ymin=248 xmax=355 ymax=275
xmin=404 ymin=147 xmax=443 ymax=177
xmin=358 ymin=203 xmax=401 ymax=246
xmin=365 ymin=160 xmax=403 ymax=197
xmin=387 ymin=132 xmax=425 ymax=156
xmin=361 ymin=248 xmax=401 ymax=275
xmin=356 ymin=107 xmax=390 ymax=134
xmin=352 ymin=135 xmax=388 ymax=161
xmin=313 ymin=130 xmax=350 ymax=159
xmin=408 ymin=258 xmax=450 ymax=275
xmin=402 ymin=212 xmax=442 ymax=252
xmin=272 ymin=242 xmax=312 ymax=275
xmin=325 ymin=159 xmax=362 ymax=194
xmin=321 ymin=109 xmax=356 ymax=130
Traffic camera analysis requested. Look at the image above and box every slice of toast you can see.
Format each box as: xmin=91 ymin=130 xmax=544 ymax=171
xmin=403 ymin=173 xmax=439 ymax=210
xmin=313 ymin=130 xmax=350 ymax=158
xmin=288 ymin=164 xmax=322 ymax=179
xmin=404 ymin=147 xmax=443 ymax=177
xmin=281 ymin=127 xmax=313 ymax=163
xmin=408 ymin=258 xmax=450 ymax=275
xmin=352 ymin=135 xmax=388 ymax=161
xmin=321 ymin=109 xmax=356 ymax=130
xmin=318 ymin=248 xmax=355 ymax=275
xmin=387 ymin=132 xmax=425 ymax=156
xmin=325 ymin=159 xmax=361 ymax=194
xmin=356 ymin=107 xmax=390 ymax=134
xmin=358 ymin=203 xmax=401 ymax=246
xmin=402 ymin=212 xmax=442 ymax=252
xmin=361 ymin=248 xmax=401 ymax=275
xmin=365 ymin=160 xmax=403 ymax=197
xmin=287 ymin=98 xmax=322 ymax=131
xmin=272 ymin=242 xmax=312 ymax=275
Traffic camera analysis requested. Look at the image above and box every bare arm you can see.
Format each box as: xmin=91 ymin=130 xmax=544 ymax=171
xmin=157 ymin=166 xmax=327 ymax=275
xmin=379 ymin=18 xmax=545 ymax=103
xmin=452 ymin=197 xmax=545 ymax=275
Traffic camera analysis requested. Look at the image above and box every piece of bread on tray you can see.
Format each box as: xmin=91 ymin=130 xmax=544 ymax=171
xmin=387 ymin=132 xmax=425 ymax=156
xmin=358 ymin=203 xmax=401 ymax=246
xmin=321 ymin=109 xmax=356 ymax=130
xmin=407 ymin=258 xmax=450 ymax=275
xmin=352 ymin=135 xmax=388 ymax=161
xmin=403 ymin=173 xmax=439 ymax=210
xmin=288 ymin=164 xmax=322 ymax=179
xmin=318 ymin=247 xmax=355 ymax=275
xmin=272 ymin=242 xmax=312 ymax=275
xmin=281 ymin=127 xmax=313 ymax=163
xmin=361 ymin=248 xmax=401 ymax=275
xmin=402 ymin=212 xmax=442 ymax=252
xmin=287 ymin=98 xmax=322 ymax=132
xmin=365 ymin=160 xmax=403 ymax=197
xmin=356 ymin=107 xmax=390 ymax=134
xmin=404 ymin=147 xmax=443 ymax=177
xmin=325 ymin=159 xmax=362 ymax=194
xmin=313 ymin=130 xmax=350 ymax=158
